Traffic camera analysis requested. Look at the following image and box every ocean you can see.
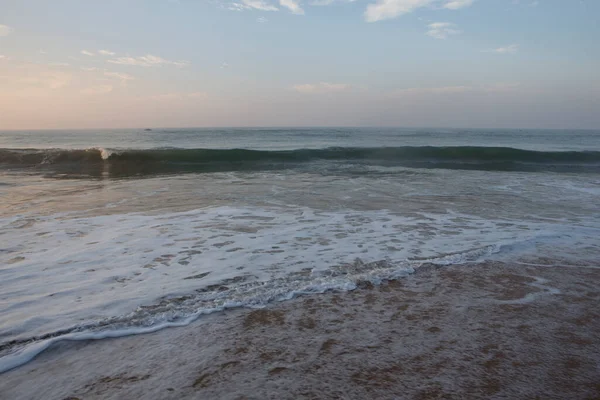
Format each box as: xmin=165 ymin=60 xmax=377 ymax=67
xmin=1 ymin=127 xmax=600 ymax=374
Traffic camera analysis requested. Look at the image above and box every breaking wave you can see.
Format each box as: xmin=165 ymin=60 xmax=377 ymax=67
xmin=1 ymin=146 xmax=599 ymax=176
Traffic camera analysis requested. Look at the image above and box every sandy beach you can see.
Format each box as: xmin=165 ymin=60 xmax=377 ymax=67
xmin=1 ymin=260 xmax=599 ymax=400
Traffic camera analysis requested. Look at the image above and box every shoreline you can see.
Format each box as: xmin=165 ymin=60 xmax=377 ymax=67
xmin=1 ymin=261 xmax=599 ymax=399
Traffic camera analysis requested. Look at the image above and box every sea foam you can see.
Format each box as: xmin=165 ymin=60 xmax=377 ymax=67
xmin=0 ymin=205 xmax=594 ymax=373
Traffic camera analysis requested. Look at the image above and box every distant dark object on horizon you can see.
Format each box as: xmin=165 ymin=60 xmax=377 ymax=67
xmin=144 ymin=128 xmax=152 ymax=131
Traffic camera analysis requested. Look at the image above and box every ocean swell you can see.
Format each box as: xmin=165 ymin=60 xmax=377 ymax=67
xmin=1 ymin=146 xmax=599 ymax=176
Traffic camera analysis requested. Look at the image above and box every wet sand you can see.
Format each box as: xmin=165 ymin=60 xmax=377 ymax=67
xmin=1 ymin=261 xmax=599 ymax=400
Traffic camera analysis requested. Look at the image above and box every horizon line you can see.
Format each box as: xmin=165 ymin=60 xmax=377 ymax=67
xmin=1 ymin=126 xmax=598 ymax=132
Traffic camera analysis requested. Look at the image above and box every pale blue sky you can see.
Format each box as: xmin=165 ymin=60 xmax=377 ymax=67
xmin=0 ymin=0 xmax=598 ymax=129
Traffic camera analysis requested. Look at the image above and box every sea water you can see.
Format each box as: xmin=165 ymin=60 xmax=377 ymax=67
xmin=1 ymin=127 xmax=599 ymax=373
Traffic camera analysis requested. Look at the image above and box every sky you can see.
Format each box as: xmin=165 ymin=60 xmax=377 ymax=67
xmin=0 ymin=0 xmax=598 ymax=129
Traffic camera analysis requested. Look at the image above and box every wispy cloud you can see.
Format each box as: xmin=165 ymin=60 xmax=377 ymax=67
xmin=98 ymin=49 xmax=116 ymax=56
xmin=310 ymin=0 xmax=357 ymax=5
xmin=0 ymin=24 xmax=13 ymax=37
xmin=48 ymin=62 xmax=70 ymax=67
xmin=293 ymin=82 xmax=351 ymax=93
xmin=228 ymin=3 xmax=248 ymax=11
xmin=247 ymin=0 xmax=279 ymax=10
xmin=81 ymin=67 xmax=100 ymax=72
xmin=484 ymin=44 xmax=519 ymax=54
xmin=81 ymin=85 xmax=114 ymax=95
xmin=107 ymin=54 xmax=189 ymax=68
xmin=426 ymin=22 xmax=460 ymax=39
xmin=81 ymin=50 xmax=95 ymax=56
xmin=280 ymin=0 xmax=305 ymax=14
xmin=443 ymin=0 xmax=474 ymax=9
xmin=257 ymin=16 xmax=269 ymax=22
xmin=229 ymin=0 xmax=279 ymax=11
xmin=365 ymin=0 xmax=474 ymax=22
xmin=227 ymin=0 xmax=324 ymax=11
xmin=104 ymin=71 xmax=135 ymax=84
xmin=365 ymin=0 xmax=433 ymax=22
xmin=0 ymin=55 xmax=7 ymax=60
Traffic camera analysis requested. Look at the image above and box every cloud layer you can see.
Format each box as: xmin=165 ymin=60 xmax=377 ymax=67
xmin=107 ymin=54 xmax=189 ymax=67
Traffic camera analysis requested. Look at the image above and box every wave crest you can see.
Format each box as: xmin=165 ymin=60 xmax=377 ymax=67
xmin=1 ymin=146 xmax=599 ymax=175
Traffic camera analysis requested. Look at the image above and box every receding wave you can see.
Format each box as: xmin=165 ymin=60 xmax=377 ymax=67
xmin=0 ymin=244 xmax=502 ymax=374
xmin=1 ymin=146 xmax=599 ymax=176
